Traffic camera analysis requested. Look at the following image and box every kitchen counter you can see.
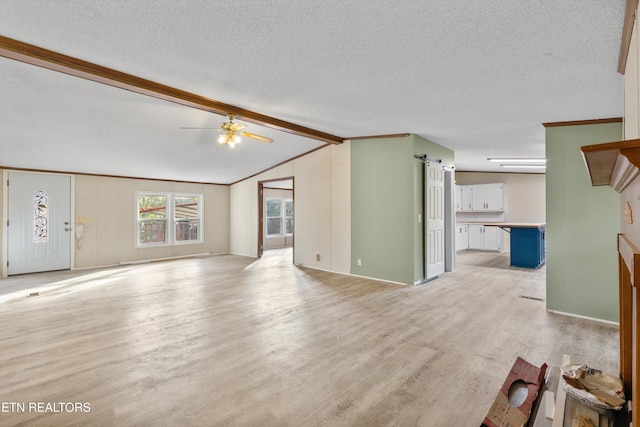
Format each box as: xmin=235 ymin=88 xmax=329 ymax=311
xmin=457 ymin=222 xmax=546 ymax=268
xmin=458 ymin=222 xmax=545 ymax=229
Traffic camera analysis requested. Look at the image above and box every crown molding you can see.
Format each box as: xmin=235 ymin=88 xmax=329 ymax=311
xmin=542 ymin=117 xmax=623 ymax=127
xmin=619 ymin=0 xmax=639 ymax=74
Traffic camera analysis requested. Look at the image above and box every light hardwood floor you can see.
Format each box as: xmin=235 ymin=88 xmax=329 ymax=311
xmin=0 ymin=250 xmax=619 ymax=426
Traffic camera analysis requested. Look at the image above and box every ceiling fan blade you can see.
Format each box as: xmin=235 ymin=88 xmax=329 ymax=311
xmin=229 ymin=122 xmax=246 ymax=131
xmin=241 ymin=131 xmax=273 ymax=143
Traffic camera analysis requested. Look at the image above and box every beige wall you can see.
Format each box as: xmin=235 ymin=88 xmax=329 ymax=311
xmin=1 ymin=170 xmax=230 ymax=275
xmin=230 ymin=142 xmax=351 ymax=274
xmin=455 ymin=172 xmax=546 ymax=223
xmin=74 ymin=175 xmax=230 ymax=268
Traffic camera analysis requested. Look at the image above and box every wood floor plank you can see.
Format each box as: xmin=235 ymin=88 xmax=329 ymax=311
xmin=0 ymin=250 xmax=619 ymax=426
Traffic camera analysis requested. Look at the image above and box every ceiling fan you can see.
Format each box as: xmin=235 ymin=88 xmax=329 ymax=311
xmin=181 ymin=113 xmax=273 ymax=147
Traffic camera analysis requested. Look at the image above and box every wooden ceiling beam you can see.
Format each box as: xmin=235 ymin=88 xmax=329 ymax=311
xmin=0 ymin=35 xmax=344 ymax=145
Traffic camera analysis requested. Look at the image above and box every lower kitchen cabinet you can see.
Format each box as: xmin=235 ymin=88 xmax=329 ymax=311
xmin=467 ymin=224 xmax=503 ymax=252
xmin=510 ymin=226 xmax=546 ymax=268
xmin=455 ymin=225 xmax=469 ymax=251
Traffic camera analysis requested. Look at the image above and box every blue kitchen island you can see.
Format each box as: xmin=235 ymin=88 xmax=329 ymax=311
xmin=486 ymin=223 xmax=546 ymax=269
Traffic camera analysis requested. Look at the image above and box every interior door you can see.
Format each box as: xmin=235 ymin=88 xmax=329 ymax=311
xmin=425 ymin=161 xmax=445 ymax=280
xmin=7 ymin=171 xmax=72 ymax=275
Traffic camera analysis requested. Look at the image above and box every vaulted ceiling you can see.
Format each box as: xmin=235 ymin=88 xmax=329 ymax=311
xmin=0 ymin=1 xmax=627 ymax=184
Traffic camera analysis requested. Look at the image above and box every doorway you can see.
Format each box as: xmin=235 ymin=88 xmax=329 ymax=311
xmin=257 ymin=177 xmax=294 ymax=260
xmin=5 ymin=171 xmax=73 ymax=275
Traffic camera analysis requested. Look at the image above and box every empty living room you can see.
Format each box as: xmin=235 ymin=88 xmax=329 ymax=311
xmin=1 ymin=1 xmax=636 ymax=426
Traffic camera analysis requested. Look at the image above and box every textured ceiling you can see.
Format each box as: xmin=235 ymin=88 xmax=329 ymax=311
xmin=0 ymin=0 xmax=627 ymax=183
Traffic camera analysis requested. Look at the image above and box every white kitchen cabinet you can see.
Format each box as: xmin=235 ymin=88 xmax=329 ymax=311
xmin=455 ymin=183 xmax=503 ymax=212
xmin=461 ymin=186 xmax=473 ymax=211
xmin=470 ymin=185 xmax=485 ymax=211
xmin=484 ymin=183 xmax=504 ymax=211
xmin=466 ymin=224 xmax=503 ymax=251
xmin=468 ymin=224 xmax=484 ymax=249
xmin=455 ymin=224 xmax=469 ymax=251
xmin=471 ymin=184 xmax=503 ymax=212
xmin=482 ymin=226 xmax=503 ymax=251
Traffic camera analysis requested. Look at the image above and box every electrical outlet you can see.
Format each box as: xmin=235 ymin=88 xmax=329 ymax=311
xmin=357 ymin=259 xmax=362 ymax=266
xmin=316 ymin=253 xmax=320 ymax=261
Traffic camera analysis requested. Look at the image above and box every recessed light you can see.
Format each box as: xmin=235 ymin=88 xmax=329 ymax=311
xmin=500 ymin=164 xmax=546 ymax=169
xmin=487 ymin=158 xmax=546 ymax=163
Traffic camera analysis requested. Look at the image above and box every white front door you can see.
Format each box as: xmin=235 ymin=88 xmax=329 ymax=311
xmin=7 ymin=171 xmax=72 ymax=275
xmin=425 ymin=161 xmax=445 ymax=280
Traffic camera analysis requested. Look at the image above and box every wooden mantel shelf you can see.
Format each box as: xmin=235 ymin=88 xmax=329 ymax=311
xmin=581 ymin=138 xmax=640 ymax=192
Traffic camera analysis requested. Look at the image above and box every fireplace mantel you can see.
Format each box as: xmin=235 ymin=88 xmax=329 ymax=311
xmin=581 ymin=139 xmax=640 ymax=192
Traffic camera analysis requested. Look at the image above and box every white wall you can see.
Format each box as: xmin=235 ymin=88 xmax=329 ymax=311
xmin=230 ymin=142 xmax=351 ymax=274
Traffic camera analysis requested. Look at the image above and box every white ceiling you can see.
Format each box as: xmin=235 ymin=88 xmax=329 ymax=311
xmin=0 ymin=1 xmax=627 ymax=183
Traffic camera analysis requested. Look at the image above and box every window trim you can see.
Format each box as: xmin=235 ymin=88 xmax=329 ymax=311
xmin=284 ymin=198 xmax=293 ymax=236
xmin=136 ymin=191 xmax=203 ymax=248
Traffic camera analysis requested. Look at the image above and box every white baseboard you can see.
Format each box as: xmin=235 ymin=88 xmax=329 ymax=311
xmin=546 ymin=309 xmax=619 ymax=327
xmin=120 ymin=252 xmax=212 ymax=265
xmin=296 ymin=264 xmax=409 ymax=287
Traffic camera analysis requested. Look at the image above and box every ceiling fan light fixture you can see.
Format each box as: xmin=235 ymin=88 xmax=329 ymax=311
xmin=182 ymin=113 xmax=272 ymax=145
xmin=217 ymin=129 xmax=242 ymax=146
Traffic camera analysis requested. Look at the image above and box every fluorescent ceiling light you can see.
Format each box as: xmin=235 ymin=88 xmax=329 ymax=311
xmin=487 ymin=158 xmax=546 ymax=163
xmin=500 ymin=164 xmax=546 ymax=169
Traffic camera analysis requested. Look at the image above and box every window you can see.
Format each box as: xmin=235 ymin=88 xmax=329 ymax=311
xmin=174 ymin=195 xmax=200 ymax=242
xmin=285 ymin=199 xmax=294 ymax=234
xmin=266 ymin=198 xmax=293 ymax=237
xmin=137 ymin=192 xmax=202 ymax=246
xmin=33 ymin=190 xmax=49 ymax=243
xmin=266 ymin=198 xmax=282 ymax=236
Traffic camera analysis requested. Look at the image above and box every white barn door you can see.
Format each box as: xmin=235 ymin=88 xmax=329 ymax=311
xmin=7 ymin=171 xmax=72 ymax=275
xmin=425 ymin=161 xmax=445 ymax=280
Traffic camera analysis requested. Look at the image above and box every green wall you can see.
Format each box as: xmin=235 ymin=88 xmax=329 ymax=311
xmin=545 ymin=122 xmax=622 ymax=322
xmin=351 ymin=134 xmax=454 ymax=285
xmin=351 ymin=136 xmax=414 ymax=284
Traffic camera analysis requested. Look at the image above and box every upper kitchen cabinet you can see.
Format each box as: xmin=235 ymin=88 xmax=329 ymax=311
xmin=456 ymin=183 xmax=504 ymax=212
xmin=455 ymin=185 xmax=473 ymax=211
